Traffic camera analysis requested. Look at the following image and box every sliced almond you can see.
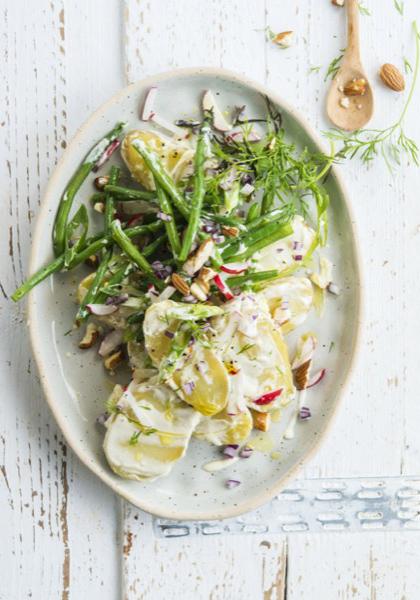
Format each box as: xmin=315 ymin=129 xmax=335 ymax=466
xmin=104 ymin=349 xmax=124 ymax=372
xmin=171 ymin=272 xmax=190 ymax=296
xmin=344 ymin=78 xmax=367 ymax=96
xmin=251 ymin=410 xmax=271 ymax=432
xmin=190 ymin=282 xmax=208 ymax=301
xmin=222 ymin=225 xmax=240 ymax=238
xmin=79 ymin=323 xmax=100 ymax=349
xmin=380 ymin=63 xmax=405 ymax=92
xmin=293 ymin=359 xmax=312 ymax=391
xmin=272 ymin=31 xmax=294 ymax=48
xmin=183 ymin=238 xmax=214 ymax=276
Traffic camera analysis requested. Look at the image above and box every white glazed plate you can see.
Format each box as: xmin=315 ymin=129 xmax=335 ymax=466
xmin=28 ymin=68 xmax=361 ymax=520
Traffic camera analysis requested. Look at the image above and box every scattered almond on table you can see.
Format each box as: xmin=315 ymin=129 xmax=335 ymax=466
xmin=380 ymin=63 xmax=405 ymax=92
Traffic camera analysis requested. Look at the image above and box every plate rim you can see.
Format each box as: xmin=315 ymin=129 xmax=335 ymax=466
xmin=27 ymin=66 xmax=364 ymax=520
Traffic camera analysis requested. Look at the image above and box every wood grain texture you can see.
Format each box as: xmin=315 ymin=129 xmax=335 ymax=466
xmin=4 ymin=0 xmax=420 ymax=597
xmin=122 ymin=1 xmax=420 ymax=598
xmin=0 ymin=1 xmax=123 ymax=598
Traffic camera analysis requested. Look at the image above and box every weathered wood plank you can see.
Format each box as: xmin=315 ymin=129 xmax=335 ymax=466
xmin=0 ymin=1 xmax=123 ymax=598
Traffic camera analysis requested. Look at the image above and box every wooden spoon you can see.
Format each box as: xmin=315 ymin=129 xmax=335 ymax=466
xmin=326 ymin=0 xmax=374 ymax=131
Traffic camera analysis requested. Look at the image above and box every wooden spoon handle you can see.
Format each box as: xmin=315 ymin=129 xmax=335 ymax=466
xmin=346 ymin=0 xmax=361 ymax=64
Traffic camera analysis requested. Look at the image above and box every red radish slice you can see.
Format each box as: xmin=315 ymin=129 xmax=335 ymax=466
xmin=87 ymin=304 xmax=118 ymax=316
xmin=141 ymin=87 xmax=158 ymax=121
xmin=213 ymin=274 xmax=234 ymax=300
xmin=220 ymin=263 xmax=248 ymax=275
xmin=93 ymin=139 xmax=121 ymax=172
xmin=254 ymin=388 xmax=283 ymax=406
xmin=99 ymin=329 xmax=124 ymax=357
xmin=307 ymin=368 xmax=326 ymax=389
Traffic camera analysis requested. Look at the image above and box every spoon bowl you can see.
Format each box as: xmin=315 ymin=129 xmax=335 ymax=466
xmin=326 ymin=0 xmax=374 ymax=131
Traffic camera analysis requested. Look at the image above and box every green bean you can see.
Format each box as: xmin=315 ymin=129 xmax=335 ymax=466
xmin=131 ymin=139 xmax=189 ymax=219
xmin=53 ymin=122 xmax=125 ymax=256
xmin=95 ymin=263 xmax=133 ymax=305
xmin=103 ymin=184 xmax=155 ymax=201
xmin=223 ymin=221 xmax=293 ymax=263
xmin=221 ymin=218 xmax=292 ymax=260
xmin=76 ymin=256 xmax=111 ymax=323
xmin=245 ymin=202 xmax=261 ymax=223
xmin=76 ymin=166 xmax=122 ymax=322
xmin=178 ymin=118 xmax=210 ymax=262
xmin=111 ymin=220 xmax=163 ymax=289
xmin=246 ymin=207 xmax=291 ymax=231
xmin=155 ymin=185 xmax=181 ymax=257
xmin=104 ymin=167 xmax=121 ymax=234
xmin=225 ymin=269 xmax=280 ymax=288
xmin=11 ymin=223 xmax=163 ymax=302
xmin=11 ymin=255 xmax=65 ymax=302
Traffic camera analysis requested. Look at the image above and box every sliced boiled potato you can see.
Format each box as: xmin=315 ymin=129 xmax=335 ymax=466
xmin=211 ymin=294 xmax=295 ymax=414
xmin=195 ymin=408 xmax=252 ymax=446
xmin=121 ymin=130 xmax=194 ymax=190
xmin=174 ymin=346 xmax=229 ymax=417
xmin=260 ymin=276 xmax=313 ymax=334
xmin=104 ymin=379 xmax=201 ymax=481
xmin=143 ymin=300 xmax=229 ymax=416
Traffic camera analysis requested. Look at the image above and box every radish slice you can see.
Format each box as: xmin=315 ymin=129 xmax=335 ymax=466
xmin=93 ymin=139 xmax=121 ymax=172
xmin=99 ymin=329 xmax=124 ymax=357
xmin=254 ymin=388 xmax=283 ymax=406
xmin=220 ymin=263 xmax=248 ymax=275
xmin=307 ymin=368 xmax=326 ymax=389
xmin=213 ymin=274 xmax=234 ymax=300
xmin=202 ymin=90 xmax=232 ymax=132
xmin=87 ymin=304 xmax=118 ymax=316
xmin=141 ymin=87 xmax=158 ymax=121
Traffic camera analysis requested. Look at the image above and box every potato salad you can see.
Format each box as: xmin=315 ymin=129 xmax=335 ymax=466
xmin=13 ymin=88 xmax=337 ymax=485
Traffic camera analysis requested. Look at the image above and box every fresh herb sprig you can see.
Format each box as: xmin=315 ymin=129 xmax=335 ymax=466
xmin=324 ymin=22 xmax=420 ymax=170
xmin=393 ymin=0 xmax=404 ymax=15
xmin=358 ymin=2 xmax=371 ymax=16
xmin=324 ymin=51 xmax=345 ymax=81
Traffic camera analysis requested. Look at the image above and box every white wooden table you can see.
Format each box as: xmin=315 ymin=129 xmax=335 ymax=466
xmin=3 ymin=1 xmax=420 ymax=598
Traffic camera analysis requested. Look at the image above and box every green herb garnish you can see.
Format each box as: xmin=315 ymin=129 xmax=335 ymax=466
xmin=237 ymin=343 xmax=256 ymax=355
xmin=393 ymin=0 xmax=404 ymax=15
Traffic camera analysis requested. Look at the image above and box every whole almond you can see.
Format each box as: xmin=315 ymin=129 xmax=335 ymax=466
xmin=293 ymin=359 xmax=312 ymax=391
xmin=171 ymin=272 xmax=190 ymax=296
xmin=332 ymin=0 xmax=345 ymax=5
xmin=380 ymin=63 xmax=405 ymax=92
xmin=222 ymin=225 xmax=240 ymax=238
xmin=251 ymin=410 xmax=271 ymax=432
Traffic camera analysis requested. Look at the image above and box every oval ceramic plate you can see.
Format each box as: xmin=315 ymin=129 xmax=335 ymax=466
xmin=28 ymin=67 xmax=361 ymax=520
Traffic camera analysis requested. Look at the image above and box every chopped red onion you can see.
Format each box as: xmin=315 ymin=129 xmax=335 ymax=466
xmin=299 ymin=406 xmax=312 ymax=420
xmin=239 ymin=446 xmax=253 ymax=459
xmin=226 ymin=129 xmax=261 ymax=143
xmin=292 ymin=240 xmax=304 ymax=251
xmin=202 ymin=220 xmax=218 ymax=234
xmin=93 ymin=139 xmax=121 ymax=172
xmin=183 ymin=294 xmax=198 ymax=303
xmin=99 ymin=329 xmax=124 ymax=357
xmin=141 ymin=87 xmax=158 ymax=121
xmin=157 ymin=211 xmax=172 ymax=222
xmin=225 ymin=479 xmax=241 ymax=489
xmin=87 ymin=303 xmax=118 ymax=316
xmin=293 ymin=254 xmax=303 ymax=261
xmin=222 ymin=445 xmax=239 ymax=458
xmin=105 ymin=294 xmax=129 ymax=306
xmin=212 ymin=234 xmax=226 ymax=245
xmin=152 ymin=260 xmax=173 ymax=280
xmin=164 ymin=330 xmax=175 ymax=339
xmin=307 ymin=368 xmax=326 ymax=389
xmin=240 ymin=183 xmax=255 ymax=196
xmin=182 ymin=381 xmax=195 ymax=396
